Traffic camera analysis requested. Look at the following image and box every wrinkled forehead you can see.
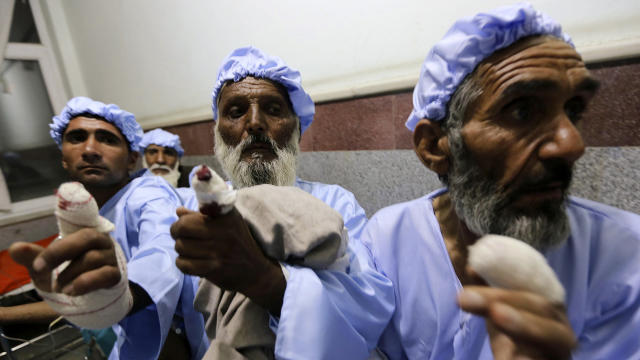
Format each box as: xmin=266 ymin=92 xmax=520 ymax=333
xmin=473 ymin=36 xmax=590 ymax=89
xmin=217 ymin=76 xmax=293 ymax=108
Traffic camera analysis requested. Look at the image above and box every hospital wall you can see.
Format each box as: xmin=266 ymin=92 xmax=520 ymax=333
xmin=40 ymin=0 xmax=640 ymax=127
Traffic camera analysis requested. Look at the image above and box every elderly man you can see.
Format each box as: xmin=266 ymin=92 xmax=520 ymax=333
xmin=171 ymin=46 xmax=395 ymax=359
xmin=139 ymin=128 xmax=192 ymax=188
xmin=9 ymin=97 xmax=207 ymax=359
xmin=360 ymin=4 xmax=640 ymax=359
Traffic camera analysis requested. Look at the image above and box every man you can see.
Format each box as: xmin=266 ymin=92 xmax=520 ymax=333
xmin=171 ymin=46 xmax=395 ymax=359
xmin=9 ymin=97 xmax=207 ymax=359
xmin=360 ymin=4 xmax=640 ymax=359
xmin=139 ymin=128 xmax=192 ymax=188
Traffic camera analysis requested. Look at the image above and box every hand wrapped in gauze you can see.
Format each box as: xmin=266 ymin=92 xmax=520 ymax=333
xmin=189 ymin=165 xmax=347 ymax=269
xmin=468 ymin=234 xmax=565 ymax=304
xmin=36 ymin=182 xmax=133 ymax=329
xmin=191 ymin=165 xmax=236 ymax=216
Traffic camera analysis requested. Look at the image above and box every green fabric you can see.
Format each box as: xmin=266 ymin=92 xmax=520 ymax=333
xmin=81 ymin=327 xmax=117 ymax=357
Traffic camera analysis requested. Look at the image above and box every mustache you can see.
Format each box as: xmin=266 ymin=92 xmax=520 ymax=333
xmin=149 ymin=163 xmax=174 ymax=172
xmin=239 ymin=134 xmax=277 ymax=152
xmin=498 ymin=160 xmax=573 ymax=209
xmin=518 ymin=161 xmax=573 ymax=191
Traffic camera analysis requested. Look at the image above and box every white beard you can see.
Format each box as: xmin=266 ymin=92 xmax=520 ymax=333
xmin=213 ymin=125 xmax=299 ymax=189
xmin=143 ymin=157 xmax=181 ymax=188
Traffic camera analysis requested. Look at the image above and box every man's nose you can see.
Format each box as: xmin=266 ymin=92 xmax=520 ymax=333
xmin=81 ymin=136 xmax=102 ymax=162
xmin=246 ymin=104 xmax=266 ymax=135
xmin=156 ymin=152 xmax=165 ymax=164
xmin=538 ymin=115 xmax=585 ymax=166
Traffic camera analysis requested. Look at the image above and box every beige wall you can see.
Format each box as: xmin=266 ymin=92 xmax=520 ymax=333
xmin=42 ymin=0 xmax=640 ymax=129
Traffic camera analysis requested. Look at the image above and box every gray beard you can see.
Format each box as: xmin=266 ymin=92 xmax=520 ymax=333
xmin=143 ymin=157 xmax=181 ymax=188
xmin=445 ymin=131 xmax=571 ymax=250
xmin=214 ymin=126 xmax=299 ymax=189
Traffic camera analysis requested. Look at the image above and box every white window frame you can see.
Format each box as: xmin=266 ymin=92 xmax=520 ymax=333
xmin=0 ymin=0 xmax=69 ymax=226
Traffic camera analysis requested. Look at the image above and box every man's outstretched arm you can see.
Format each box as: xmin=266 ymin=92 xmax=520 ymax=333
xmin=0 ymin=301 xmax=58 ymax=325
xmin=8 ymin=230 xmax=141 ymax=328
xmin=172 ymin=207 xmax=286 ymax=315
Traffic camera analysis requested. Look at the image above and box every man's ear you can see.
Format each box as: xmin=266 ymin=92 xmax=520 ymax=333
xmin=61 ymin=157 xmax=69 ymax=171
xmin=413 ymin=119 xmax=450 ymax=176
xmin=128 ymin=151 xmax=139 ymax=172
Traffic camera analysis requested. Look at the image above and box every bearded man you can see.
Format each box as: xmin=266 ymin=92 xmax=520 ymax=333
xmin=139 ymin=128 xmax=192 ymax=188
xmin=171 ymin=46 xmax=394 ymax=359
xmin=360 ymin=4 xmax=640 ymax=359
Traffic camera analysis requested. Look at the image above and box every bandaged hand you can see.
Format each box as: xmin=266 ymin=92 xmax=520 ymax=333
xmin=458 ymin=235 xmax=576 ymax=359
xmin=191 ymin=164 xmax=236 ymax=216
xmin=171 ymin=165 xmax=285 ymax=314
xmin=9 ymin=182 xmax=132 ymax=329
xmin=468 ymin=235 xmax=565 ymax=304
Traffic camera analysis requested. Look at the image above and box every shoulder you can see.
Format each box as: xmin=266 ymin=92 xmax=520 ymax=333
xmin=175 ymin=187 xmax=198 ymax=209
xmin=295 ymin=178 xmax=368 ymax=238
xmin=552 ymin=197 xmax=640 ymax=271
xmin=125 ymin=176 xmax=182 ymax=206
xmin=295 ymin=178 xmax=356 ymax=198
xmin=567 ymin=196 xmax=640 ymax=239
xmin=365 ymin=195 xmax=436 ymax=239
xmin=295 ymin=178 xmax=362 ymax=212
xmin=361 ymin=192 xmax=444 ymax=268
xmin=362 ymin=192 xmax=455 ymax=309
xmin=560 ymin=198 xmax=640 ymax=348
xmin=561 ymin=197 xmax=640 ymax=299
xmin=367 ymin=189 xmax=445 ymax=232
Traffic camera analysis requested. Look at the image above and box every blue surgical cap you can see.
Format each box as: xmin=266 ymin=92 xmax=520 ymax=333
xmin=406 ymin=2 xmax=573 ymax=131
xmin=211 ymin=46 xmax=315 ymax=134
xmin=50 ymin=96 xmax=143 ymax=152
xmin=139 ymin=128 xmax=185 ymax=157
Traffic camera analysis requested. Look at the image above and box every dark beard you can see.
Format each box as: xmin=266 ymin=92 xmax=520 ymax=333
xmin=446 ymin=137 xmax=572 ymax=250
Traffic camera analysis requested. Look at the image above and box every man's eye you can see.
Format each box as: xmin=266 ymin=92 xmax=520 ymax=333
xmin=65 ymin=132 xmax=86 ymax=143
xmin=97 ymin=133 xmax=120 ymax=145
xmin=267 ymin=104 xmax=281 ymax=116
xmin=565 ymin=97 xmax=586 ymax=123
xmin=504 ymin=98 xmax=535 ymax=123
xmin=227 ymin=106 xmax=244 ymax=118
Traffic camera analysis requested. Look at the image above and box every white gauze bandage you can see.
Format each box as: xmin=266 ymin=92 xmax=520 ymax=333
xmin=36 ymin=182 xmax=133 ymax=329
xmin=468 ymin=234 xmax=566 ymax=304
xmin=192 ymin=165 xmax=236 ymax=216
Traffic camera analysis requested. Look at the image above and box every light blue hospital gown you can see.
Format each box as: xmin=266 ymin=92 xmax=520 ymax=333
xmin=360 ymin=188 xmax=640 ymax=359
xmin=181 ymin=178 xmax=396 ymax=360
xmin=140 ymin=168 xmax=193 ymax=205
xmin=99 ymin=175 xmax=207 ymax=359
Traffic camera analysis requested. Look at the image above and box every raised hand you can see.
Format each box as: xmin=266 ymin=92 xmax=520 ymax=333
xmin=458 ymin=286 xmax=575 ymax=359
xmin=9 ymin=228 xmax=120 ymax=296
xmin=171 ymin=206 xmax=285 ymax=314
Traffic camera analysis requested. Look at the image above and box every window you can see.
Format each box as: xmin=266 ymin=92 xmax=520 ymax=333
xmin=0 ymin=0 xmax=68 ymax=221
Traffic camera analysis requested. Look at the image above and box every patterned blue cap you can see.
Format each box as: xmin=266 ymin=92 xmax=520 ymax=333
xmin=50 ymin=96 xmax=143 ymax=152
xmin=139 ymin=128 xmax=184 ymax=157
xmin=406 ymin=2 xmax=573 ymax=131
xmin=211 ymin=46 xmax=315 ymax=134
